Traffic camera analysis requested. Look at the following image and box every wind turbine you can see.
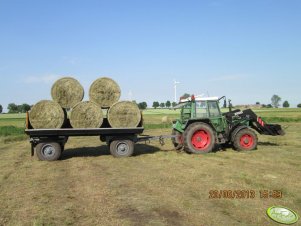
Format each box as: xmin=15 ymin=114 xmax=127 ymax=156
xmin=174 ymin=80 xmax=180 ymax=102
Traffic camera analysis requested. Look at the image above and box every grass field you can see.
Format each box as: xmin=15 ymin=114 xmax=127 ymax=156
xmin=0 ymin=109 xmax=300 ymax=226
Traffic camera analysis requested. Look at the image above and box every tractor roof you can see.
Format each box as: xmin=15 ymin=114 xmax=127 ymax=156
xmin=179 ymin=96 xmax=219 ymax=103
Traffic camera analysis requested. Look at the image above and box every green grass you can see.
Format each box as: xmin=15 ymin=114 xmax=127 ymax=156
xmin=0 ymin=126 xmax=24 ymax=136
xmin=261 ymin=117 xmax=301 ymax=123
xmin=0 ymin=126 xmax=27 ymax=144
xmin=0 ymin=118 xmax=26 ymax=127
xmin=0 ymin=113 xmax=26 ymax=119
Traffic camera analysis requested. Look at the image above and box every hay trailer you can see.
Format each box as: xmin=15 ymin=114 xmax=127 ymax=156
xmin=25 ymin=113 xmax=170 ymax=161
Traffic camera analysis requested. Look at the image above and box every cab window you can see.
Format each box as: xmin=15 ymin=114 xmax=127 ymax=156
xmin=196 ymin=101 xmax=208 ymax=118
xmin=208 ymin=101 xmax=220 ymax=117
xmin=181 ymin=103 xmax=191 ymax=120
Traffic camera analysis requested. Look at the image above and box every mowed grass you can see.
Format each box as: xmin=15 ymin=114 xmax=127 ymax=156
xmin=0 ymin=125 xmax=300 ymax=226
xmin=0 ymin=110 xmax=300 ymax=225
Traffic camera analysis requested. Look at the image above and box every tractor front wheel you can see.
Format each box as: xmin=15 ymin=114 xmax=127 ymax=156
xmin=171 ymin=129 xmax=184 ymax=150
xmin=183 ymin=123 xmax=215 ymax=154
xmin=233 ymin=128 xmax=258 ymax=151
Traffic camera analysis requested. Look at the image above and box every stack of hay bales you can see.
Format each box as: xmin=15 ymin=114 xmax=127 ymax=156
xmin=29 ymin=76 xmax=141 ymax=129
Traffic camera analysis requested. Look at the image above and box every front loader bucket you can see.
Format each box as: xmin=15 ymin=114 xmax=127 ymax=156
xmin=264 ymin=124 xmax=285 ymax=136
xmin=239 ymin=109 xmax=285 ymax=136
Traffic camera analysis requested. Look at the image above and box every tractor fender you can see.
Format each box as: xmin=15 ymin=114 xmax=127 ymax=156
xmin=230 ymin=126 xmax=248 ymax=142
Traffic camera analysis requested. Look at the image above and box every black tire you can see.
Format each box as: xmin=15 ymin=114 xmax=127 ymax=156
xmin=36 ymin=142 xmax=62 ymax=161
xmin=60 ymin=143 xmax=65 ymax=152
xmin=183 ymin=122 xmax=215 ymax=154
xmin=110 ymin=140 xmax=134 ymax=158
xmin=171 ymin=129 xmax=184 ymax=150
xmin=233 ymin=128 xmax=258 ymax=151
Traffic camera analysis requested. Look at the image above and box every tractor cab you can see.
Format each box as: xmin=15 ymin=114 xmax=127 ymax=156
xmin=173 ymin=95 xmax=226 ymax=133
xmin=179 ymin=95 xmax=221 ymax=119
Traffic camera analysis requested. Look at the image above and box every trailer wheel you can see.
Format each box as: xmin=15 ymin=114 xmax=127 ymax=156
xmin=184 ymin=122 xmax=215 ymax=154
xmin=171 ymin=129 xmax=183 ymax=150
xmin=36 ymin=142 xmax=62 ymax=161
xmin=110 ymin=140 xmax=134 ymax=158
xmin=233 ymin=128 xmax=258 ymax=151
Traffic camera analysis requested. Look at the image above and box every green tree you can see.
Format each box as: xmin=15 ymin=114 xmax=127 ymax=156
xmin=0 ymin=104 xmax=2 ymax=113
xmin=271 ymin=94 xmax=281 ymax=108
xmin=282 ymin=100 xmax=289 ymax=108
xmin=172 ymin=102 xmax=177 ymax=107
xmin=256 ymin=102 xmax=260 ymax=105
xmin=138 ymin=102 xmax=147 ymax=110
xmin=152 ymin=101 xmax=159 ymax=109
xmin=8 ymin=103 xmax=18 ymax=113
xmin=19 ymin=103 xmax=31 ymax=113
xmin=165 ymin=100 xmax=171 ymax=108
xmin=267 ymin=104 xmax=273 ymax=108
xmin=297 ymin=103 xmax=301 ymax=108
xmin=160 ymin=102 xmax=165 ymax=108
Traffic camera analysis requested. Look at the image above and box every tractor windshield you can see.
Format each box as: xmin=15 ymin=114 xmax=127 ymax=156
xmin=196 ymin=101 xmax=208 ymax=118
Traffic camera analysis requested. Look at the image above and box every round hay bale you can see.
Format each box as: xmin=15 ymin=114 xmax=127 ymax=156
xmin=70 ymin=101 xmax=103 ymax=128
xmin=29 ymin=100 xmax=66 ymax=129
xmin=89 ymin=77 xmax=121 ymax=108
xmin=51 ymin=77 xmax=84 ymax=108
xmin=108 ymin=101 xmax=141 ymax=128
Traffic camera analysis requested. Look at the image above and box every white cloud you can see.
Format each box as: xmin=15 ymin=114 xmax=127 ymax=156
xmin=23 ymin=74 xmax=60 ymax=84
xmin=209 ymin=75 xmax=245 ymax=82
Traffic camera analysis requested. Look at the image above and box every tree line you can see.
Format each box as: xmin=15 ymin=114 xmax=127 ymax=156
xmin=1 ymin=94 xmax=301 ymax=114
xmin=263 ymin=94 xmax=297 ymax=108
xmin=0 ymin=103 xmax=31 ymax=114
xmin=132 ymin=101 xmax=177 ymax=110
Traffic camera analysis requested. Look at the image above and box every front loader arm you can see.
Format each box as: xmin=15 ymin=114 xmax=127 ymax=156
xmin=241 ymin=109 xmax=285 ymax=136
xmin=225 ymin=109 xmax=285 ymax=136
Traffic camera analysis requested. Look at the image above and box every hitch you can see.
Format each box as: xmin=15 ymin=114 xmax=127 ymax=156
xmin=138 ymin=135 xmax=176 ymax=146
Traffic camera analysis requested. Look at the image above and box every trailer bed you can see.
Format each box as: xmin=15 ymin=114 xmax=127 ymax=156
xmin=25 ymin=127 xmax=144 ymax=137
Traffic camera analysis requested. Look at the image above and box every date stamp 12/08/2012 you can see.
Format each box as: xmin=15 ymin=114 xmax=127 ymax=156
xmin=209 ymin=190 xmax=283 ymax=199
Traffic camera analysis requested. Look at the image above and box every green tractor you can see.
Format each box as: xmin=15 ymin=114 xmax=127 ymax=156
xmin=172 ymin=95 xmax=284 ymax=153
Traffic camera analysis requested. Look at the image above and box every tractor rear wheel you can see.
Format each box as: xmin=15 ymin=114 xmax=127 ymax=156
xmin=183 ymin=122 xmax=215 ymax=154
xmin=233 ymin=128 xmax=257 ymax=151
xmin=171 ymin=129 xmax=183 ymax=150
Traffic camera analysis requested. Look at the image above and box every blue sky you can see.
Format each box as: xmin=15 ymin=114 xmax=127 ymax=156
xmin=0 ymin=0 xmax=300 ymax=111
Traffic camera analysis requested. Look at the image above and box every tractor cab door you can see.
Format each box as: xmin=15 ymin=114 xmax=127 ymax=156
xmin=181 ymin=102 xmax=192 ymax=122
xmin=207 ymin=101 xmax=226 ymax=132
